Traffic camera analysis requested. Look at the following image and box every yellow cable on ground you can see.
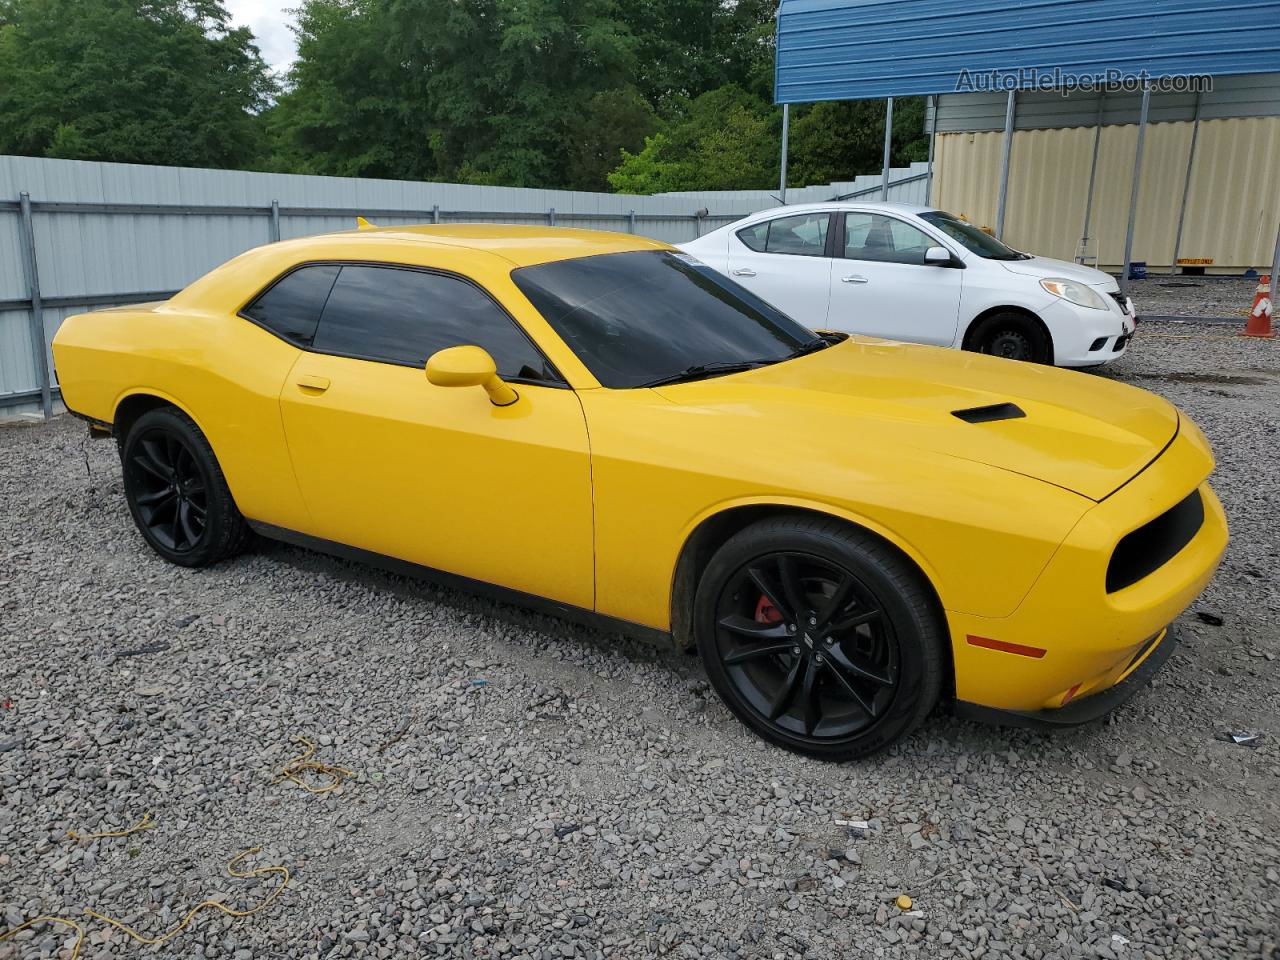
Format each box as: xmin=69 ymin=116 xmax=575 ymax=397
xmin=67 ymin=810 xmax=156 ymax=843
xmin=0 ymin=915 xmax=85 ymax=960
xmin=83 ymin=847 xmax=289 ymax=947
xmin=273 ymin=735 xmax=353 ymax=794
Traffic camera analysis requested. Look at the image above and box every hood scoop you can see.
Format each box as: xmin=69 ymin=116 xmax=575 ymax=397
xmin=952 ymin=402 xmax=1026 ymax=424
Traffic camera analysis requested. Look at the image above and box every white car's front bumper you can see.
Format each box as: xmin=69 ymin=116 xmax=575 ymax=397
xmin=1044 ymin=295 xmax=1137 ymax=367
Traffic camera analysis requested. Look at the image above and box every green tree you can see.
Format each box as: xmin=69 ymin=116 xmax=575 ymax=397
xmin=0 ymin=0 xmax=274 ymax=168
xmin=385 ymin=0 xmax=639 ymax=187
xmin=266 ymin=0 xmax=433 ymax=179
xmin=608 ymin=85 xmax=776 ymax=194
xmin=787 ymin=97 xmax=930 ymax=188
xmin=617 ymin=0 xmax=775 ymax=107
xmin=565 ymin=88 xmax=659 ymax=192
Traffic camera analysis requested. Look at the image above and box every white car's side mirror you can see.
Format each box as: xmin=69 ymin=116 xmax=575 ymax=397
xmin=924 ymin=246 xmax=953 ymax=266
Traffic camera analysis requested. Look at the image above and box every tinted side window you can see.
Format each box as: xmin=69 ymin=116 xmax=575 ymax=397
xmin=312 ymin=265 xmax=558 ymax=382
xmin=242 ymin=264 xmax=340 ymax=346
xmin=843 ymin=213 xmax=934 ymax=265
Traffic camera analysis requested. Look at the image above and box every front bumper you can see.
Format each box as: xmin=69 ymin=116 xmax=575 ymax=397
xmin=955 ymin=626 xmax=1177 ymax=729
xmin=945 ymin=422 xmax=1227 ymax=715
xmin=1045 ymin=298 xmax=1137 ymax=367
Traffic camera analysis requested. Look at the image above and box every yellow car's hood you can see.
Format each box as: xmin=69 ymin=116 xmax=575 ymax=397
xmin=653 ymin=338 xmax=1177 ymax=502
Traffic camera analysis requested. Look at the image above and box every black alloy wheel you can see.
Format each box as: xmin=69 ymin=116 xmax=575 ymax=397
xmin=714 ymin=552 xmax=899 ymax=740
xmin=127 ymin=430 xmax=209 ymax=553
xmin=120 ymin=407 xmax=250 ymax=567
xmin=695 ymin=516 xmax=944 ymax=760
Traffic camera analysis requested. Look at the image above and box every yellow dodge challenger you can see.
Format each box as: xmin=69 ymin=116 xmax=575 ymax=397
xmin=52 ymin=225 xmax=1228 ymax=759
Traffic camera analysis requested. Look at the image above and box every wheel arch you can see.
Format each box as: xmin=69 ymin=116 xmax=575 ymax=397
xmin=112 ymin=389 xmax=206 ymax=446
xmin=961 ymin=305 xmax=1055 ymax=363
xmin=668 ymin=499 xmax=954 ymax=697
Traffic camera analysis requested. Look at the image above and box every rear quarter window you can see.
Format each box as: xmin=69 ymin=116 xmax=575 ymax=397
xmin=241 ymin=264 xmax=341 ymax=346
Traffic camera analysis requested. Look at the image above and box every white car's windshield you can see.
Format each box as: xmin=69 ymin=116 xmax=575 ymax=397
xmin=920 ymin=211 xmax=1030 ymax=261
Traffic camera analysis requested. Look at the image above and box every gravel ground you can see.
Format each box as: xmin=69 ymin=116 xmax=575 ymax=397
xmin=1128 ymin=277 xmax=1264 ymax=319
xmin=2 ymin=326 xmax=1278 ymax=960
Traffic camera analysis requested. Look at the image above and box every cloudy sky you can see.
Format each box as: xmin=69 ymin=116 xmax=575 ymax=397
xmin=225 ymin=1 xmax=298 ymax=76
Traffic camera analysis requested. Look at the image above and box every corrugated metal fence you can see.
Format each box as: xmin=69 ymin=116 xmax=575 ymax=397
xmin=0 ymin=156 xmax=930 ymax=417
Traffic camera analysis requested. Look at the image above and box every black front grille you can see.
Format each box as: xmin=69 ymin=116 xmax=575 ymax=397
xmin=1106 ymin=490 xmax=1205 ymax=593
xmin=1108 ymin=291 xmax=1129 ymax=311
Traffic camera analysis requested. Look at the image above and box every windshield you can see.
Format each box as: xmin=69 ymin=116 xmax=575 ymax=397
xmin=511 ymin=250 xmax=817 ymax=388
xmin=919 ymin=211 xmax=1029 ymax=260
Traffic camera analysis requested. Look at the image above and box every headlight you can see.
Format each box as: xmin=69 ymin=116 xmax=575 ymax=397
xmin=1039 ymin=278 xmax=1109 ymax=311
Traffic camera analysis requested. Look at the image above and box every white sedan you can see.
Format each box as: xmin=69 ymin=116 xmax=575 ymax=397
xmin=681 ymin=201 xmax=1137 ymax=367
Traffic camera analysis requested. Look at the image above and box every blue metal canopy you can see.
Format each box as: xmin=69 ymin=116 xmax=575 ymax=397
xmin=775 ymin=0 xmax=1280 ymax=103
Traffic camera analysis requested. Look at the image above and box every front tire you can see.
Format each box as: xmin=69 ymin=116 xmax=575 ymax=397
xmin=968 ymin=311 xmax=1052 ymax=364
xmin=694 ymin=516 xmax=945 ymax=760
xmin=120 ymin=407 xmax=250 ymax=567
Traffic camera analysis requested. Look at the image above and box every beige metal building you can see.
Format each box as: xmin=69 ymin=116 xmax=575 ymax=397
xmin=930 ymin=73 xmax=1280 ymax=274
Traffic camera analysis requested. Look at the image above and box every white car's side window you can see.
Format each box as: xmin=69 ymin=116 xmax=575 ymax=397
xmin=843 ymin=213 xmax=934 ymax=266
xmin=737 ymin=213 xmax=830 ymax=257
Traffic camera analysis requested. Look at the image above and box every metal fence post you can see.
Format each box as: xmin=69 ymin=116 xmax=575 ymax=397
xmin=432 ymin=204 xmax=441 ymax=224
xmin=627 ymin=209 xmax=636 ymax=234
xmin=1169 ymin=91 xmax=1203 ymax=274
xmin=1120 ymin=83 xmax=1151 ymax=296
xmin=925 ymin=95 xmax=936 ymax=205
xmin=780 ymin=103 xmax=790 ymax=204
xmin=1077 ymin=94 xmax=1106 ymax=264
xmin=17 ymin=192 xmax=52 ymax=419
xmin=995 ymin=89 xmax=1016 ymax=240
xmin=1270 ymin=221 xmax=1280 ymax=323
xmin=880 ymin=97 xmax=894 ymax=200
xmin=269 ymin=199 xmax=281 ymax=242
xmin=547 ymin=208 xmax=556 ymax=226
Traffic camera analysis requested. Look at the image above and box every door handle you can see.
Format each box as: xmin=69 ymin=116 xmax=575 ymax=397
xmin=841 ymin=275 xmax=870 ymax=284
xmin=730 ymin=268 xmax=756 ymax=277
xmin=296 ymin=375 xmax=330 ymax=393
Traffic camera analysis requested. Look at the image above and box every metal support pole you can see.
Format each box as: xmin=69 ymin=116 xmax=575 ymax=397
xmin=432 ymin=204 xmax=441 ymax=224
xmin=880 ymin=97 xmax=894 ymax=200
xmin=995 ymin=89 xmax=1016 ymax=239
xmin=18 ymin=192 xmax=52 ymax=419
xmin=693 ymin=212 xmax=704 ymax=238
xmin=1169 ymin=91 xmax=1203 ymax=274
xmin=627 ymin=209 xmax=636 ymax=234
xmin=547 ymin=207 xmax=556 ymax=227
xmin=779 ymin=103 xmax=790 ymax=204
xmin=1078 ymin=95 xmax=1106 ymax=264
xmin=1271 ymin=221 xmax=1280 ymax=321
xmin=1119 ymin=83 xmax=1151 ymax=296
xmin=925 ymin=95 xmax=937 ymax=205
xmin=269 ymin=199 xmax=281 ymax=242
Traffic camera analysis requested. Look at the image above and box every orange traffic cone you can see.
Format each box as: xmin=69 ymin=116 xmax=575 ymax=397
xmin=1242 ymin=275 xmax=1274 ymax=338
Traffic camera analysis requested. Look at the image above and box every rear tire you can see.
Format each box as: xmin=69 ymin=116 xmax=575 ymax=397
xmin=968 ymin=312 xmax=1052 ymax=364
xmin=120 ymin=407 xmax=251 ymax=567
xmin=693 ymin=516 xmax=945 ymax=760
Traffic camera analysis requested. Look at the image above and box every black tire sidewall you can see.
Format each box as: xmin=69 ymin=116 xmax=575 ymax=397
xmin=120 ymin=408 xmax=235 ymax=567
xmin=694 ymin=519 xmax=944 ymax=761
xmin=973 ymin=313 xmax=1051 ymax=364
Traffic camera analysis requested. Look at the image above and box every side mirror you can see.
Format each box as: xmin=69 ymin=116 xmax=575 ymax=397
xmin=924 ymin=246 xmax=953 ymax=266
xmin=426 ymin=345 xmax=518 ymax=406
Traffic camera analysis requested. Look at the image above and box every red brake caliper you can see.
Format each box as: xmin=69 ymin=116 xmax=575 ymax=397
xmin=754 ymin=594 xmax=783 ymax=624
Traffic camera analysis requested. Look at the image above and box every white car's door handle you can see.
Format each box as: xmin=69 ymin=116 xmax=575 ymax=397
xmin=841 ymin=275 xmax=869 ymax=284
xmin=730 ymin=268 xmax=756 ymax=277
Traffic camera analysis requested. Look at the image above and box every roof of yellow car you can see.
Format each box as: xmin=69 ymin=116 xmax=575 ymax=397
xmin=316 ymin=222 xmax=672 ymax=267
